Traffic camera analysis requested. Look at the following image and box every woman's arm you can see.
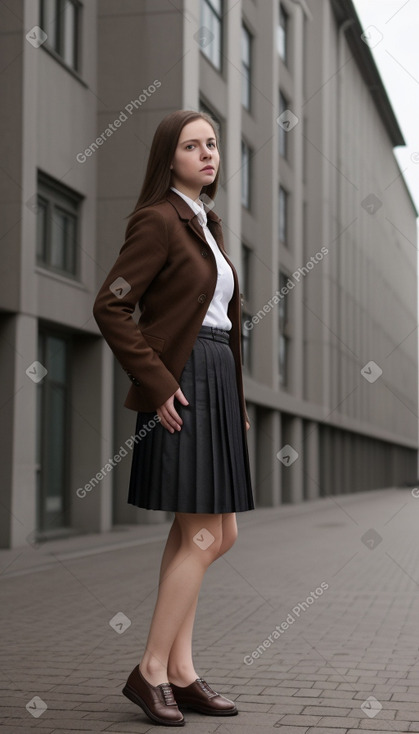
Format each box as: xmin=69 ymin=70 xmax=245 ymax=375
xmin=92 ymin=206 xmax=180 ymax=410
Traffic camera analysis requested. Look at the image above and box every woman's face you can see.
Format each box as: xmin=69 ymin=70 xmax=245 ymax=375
xmin=170 ymin=118 xmax=219 ymax=198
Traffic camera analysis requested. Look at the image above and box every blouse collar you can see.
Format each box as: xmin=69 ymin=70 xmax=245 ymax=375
xmin=170 ymin=186 xmax=207 ymax=227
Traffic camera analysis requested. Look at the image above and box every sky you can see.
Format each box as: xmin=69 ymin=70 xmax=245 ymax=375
xmin=352 ymin=0 xmax=419 ymax=218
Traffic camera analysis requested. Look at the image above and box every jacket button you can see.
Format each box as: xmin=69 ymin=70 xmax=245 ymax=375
xmin=201 ymin=249 xmax=208 ymax=258
xmin=127 ymin=371 xmax=141 ymax=387
xmin=198 ymin=293 xmax=207 ymax=303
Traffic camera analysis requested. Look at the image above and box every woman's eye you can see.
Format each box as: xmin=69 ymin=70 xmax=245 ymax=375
xmin=185 ymin=142 xmax=216 ymax=150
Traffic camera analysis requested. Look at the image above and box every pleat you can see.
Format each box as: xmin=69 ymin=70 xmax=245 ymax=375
xmin=127 ymin=332 xmax=255 ymax=513
xmin=210 ymin=339 xmax=236 ymax=509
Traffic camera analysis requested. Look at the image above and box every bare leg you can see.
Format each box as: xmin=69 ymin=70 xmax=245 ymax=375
xmin=139 ymin=512 xmax=226 ymax=687
xmin=166 ymin=513 xmax=239 ymax=686
xmin=167 ymin=592 xmax=200 ymax=686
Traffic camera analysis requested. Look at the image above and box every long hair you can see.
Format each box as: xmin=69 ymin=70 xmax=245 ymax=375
xmin=125 ymin=109 xmax=221 ymax=220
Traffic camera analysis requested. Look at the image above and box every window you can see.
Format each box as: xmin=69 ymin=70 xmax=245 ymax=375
xmin=199 ymin=99 xmax=222 ymax=151
xmin=242 ymin=243 xmax=251 ymax=301
xmin=241 ymin=312 xmax=252 ymax=372
xmin=36 ymin=330 xmax=71 ymax=532
xmin=241 ymin=244 xmax=252 ymax=371
xmin=241 ymin=140 xmax=251 ymax=209
xmin=302 ymin=116 xmax=307 ymax=183
xmin=37 ymin=171 xmax=83 ymax=278
xmin=200 ymin=0 xmax=223 ymax=71
xmin=199 ymin=100 xmax=221 ymax=134
xmin=277 ymin=3 xmax=288 ymax=63
xmin=40 ymin=0 xmax=81 ymax=72
xmin=279 ymin=90 xmax=289 ymax=158
xmin=278 ymin=272 xmax=290 ymax=386
xmin=278 ymin=185 xmax=288 ymax=245
xmin=241 ymin=24 xmax=251 ymax=110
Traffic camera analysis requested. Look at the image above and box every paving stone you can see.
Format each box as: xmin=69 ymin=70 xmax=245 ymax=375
xmin=279 ymin=714 xmax=323 ymax=725
xmin=358 ymin=720 xmax=411 ymax=730
xmin=319 ymin=688 xmax=366 ymax=698
xmin=226 ymin=700 xmax=272 ymax=712
xmin=347 ymin=707 xmax=397 ymax=719
xmin=396 ymin=711 xmax=419 ymax=720
xmin=293 ymin=689 xmax=325 ymax=697
xmin=316 ymin=716 xmax=360 ymax=727
xmin=30 ymin=721 xmax=112 ymax=730
xmin=299 ymin=706 xmax=352 ymax=716
xmin=211 ymin=727 xmax=307 ymax=734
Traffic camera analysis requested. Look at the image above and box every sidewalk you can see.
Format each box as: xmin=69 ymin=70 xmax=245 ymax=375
xmin=2 ymin=486 xmax=419 ymax=734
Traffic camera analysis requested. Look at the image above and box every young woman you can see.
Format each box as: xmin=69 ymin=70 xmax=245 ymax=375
xmin=93 ymin=109 xmax=255 ymax=727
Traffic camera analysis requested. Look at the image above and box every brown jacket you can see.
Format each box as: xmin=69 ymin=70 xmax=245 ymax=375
xmin=92 ymin=188 xmax=250 ymax=427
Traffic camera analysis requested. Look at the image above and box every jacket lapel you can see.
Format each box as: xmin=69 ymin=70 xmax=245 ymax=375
xmin=166 ymin=188 xmax=239 ymax=335
xmin=166 ymin=188 xmax=225 ymax=251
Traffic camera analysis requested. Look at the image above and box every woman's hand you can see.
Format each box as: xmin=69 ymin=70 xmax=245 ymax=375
xmin=245 ymin=420 xmax=250 ymax=431
xmin=157 ymin=387 xmax=189 ymax=433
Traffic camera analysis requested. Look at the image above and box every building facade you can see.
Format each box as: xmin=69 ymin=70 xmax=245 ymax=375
xmin=0 ymin=0 xmax=417 ymax=548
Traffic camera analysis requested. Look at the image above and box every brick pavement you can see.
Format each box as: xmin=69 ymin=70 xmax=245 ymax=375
xmin=1 ymin=486 xmax=419 ymax=733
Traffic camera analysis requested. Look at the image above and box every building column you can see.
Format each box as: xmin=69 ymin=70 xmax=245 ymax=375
xmin=0 ymin=314 xmax=38 ymax=549
xmin=245 ymin=401 xmax=257 ymax=505
xmin=305 ymin=420 xmax=320 ymax=499
xmin=288 ymin=415 xmax=304 ymax=503
xmin=71 ymin=338 xmax=114 ymax=533
xmin=333 ymin=429 xmax=342 ymax=495
xmin=342 ymin=432 xmax=353 ymax=493
xmin=256 ymin=407 xmax=281 ymax=506
xmin=323 ymin=426 xmax=333 ymax=496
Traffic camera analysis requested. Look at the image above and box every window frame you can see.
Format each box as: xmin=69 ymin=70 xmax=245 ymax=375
xmin=277 ymin=2 xmax=288 ymax=64
xmin=241 ymin=139 xmax=252 ymax=210
xmin=279 ymin=89 xmax=289 ymax=159
xmin=40 ymin=0 xmax=82 ymax=73
xmin=241 ymin=23 xmax=252 ymax=111
xmin=278 ymin=185 xmax=289 ymax=245
xmin=200 ymin=0 xmax=223 ymax=72
xmin=278 ymin=271 xmax=290 ymax=386
xmin=36 ymin=171 xmax=83 ymax=281
xmin=240 ymin=243 xmax=252 ymax=372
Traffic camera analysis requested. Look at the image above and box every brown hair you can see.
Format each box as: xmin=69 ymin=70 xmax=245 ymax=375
xmin=125 ymin=109 xmax=221 ymax=219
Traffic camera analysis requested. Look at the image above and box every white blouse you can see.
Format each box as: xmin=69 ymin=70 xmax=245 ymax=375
xmin=170 ymin=186 xmax=234 ymax=331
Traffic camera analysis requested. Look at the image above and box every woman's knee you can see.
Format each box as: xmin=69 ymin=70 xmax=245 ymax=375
xmin=218 ymin=520 xmax=238 ymax=556
xmin=175 ymin=512 xmax=224 ymax=561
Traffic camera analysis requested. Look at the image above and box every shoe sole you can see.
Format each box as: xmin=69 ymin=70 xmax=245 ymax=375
xmin=176 ymin=702 xmax=238 ymax=715
xmin=122 ymin=683 xmax=185 ymax=726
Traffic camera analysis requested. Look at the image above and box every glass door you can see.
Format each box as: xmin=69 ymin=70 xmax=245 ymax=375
xmin=36 ymin=330 xmax=71 ymax=532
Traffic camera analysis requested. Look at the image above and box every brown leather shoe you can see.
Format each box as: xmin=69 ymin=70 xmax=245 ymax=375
xmin=122 ymin=665 xmax=185 ymax=726
xmin=170 ymin=677 xmax=238 ymax=715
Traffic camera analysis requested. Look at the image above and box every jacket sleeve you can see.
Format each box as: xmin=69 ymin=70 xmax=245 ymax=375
xmin=92 ymin=206 xmax=180 ymax=409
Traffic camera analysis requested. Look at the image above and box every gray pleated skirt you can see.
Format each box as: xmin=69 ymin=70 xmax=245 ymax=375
xmin=127 ymin=325 xmax=255 ymax=513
